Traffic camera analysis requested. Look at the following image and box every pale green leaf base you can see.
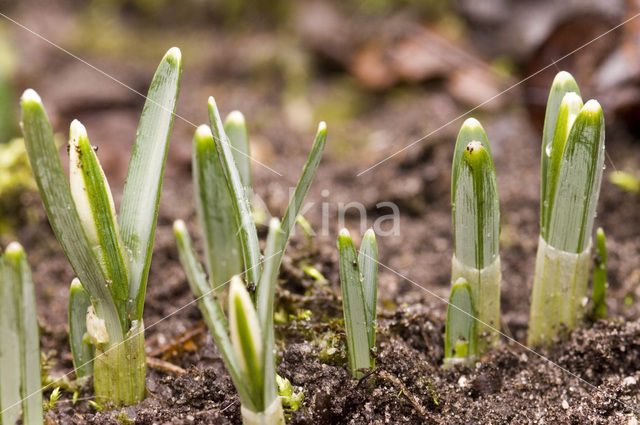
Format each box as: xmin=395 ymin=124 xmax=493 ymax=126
xmin=528 ymin=236 xmax=591 ymax=347
xmin=241 ymin=397 xmax=285 ymax=425
xmin=443 ymin=355 xmax=477 ymax=369
xmin=93 ymin=320 xmax=146 ymax=406
xmin=451 ymin=254 xmax=501 ymax=354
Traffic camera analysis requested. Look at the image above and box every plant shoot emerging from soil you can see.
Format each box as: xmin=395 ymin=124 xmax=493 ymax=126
xmin=174 ymin=97 xmax=326 ymax=424
xmin=20 ymin=47 xmax=182 ymax=406
xmin=444 ymin=278 xmax=477 ymax=368
xmin=451 ymin=118 xmax=501 ymax=354
xmin=0 ymin=242 xmax=43 ymax=425
xmin=337 ymin=228 xmax=378 ymax=378
xmin=528 ymin=71 xmax=605 ymax=347
xmin=592 ymin=227 xmax=607 ymax=319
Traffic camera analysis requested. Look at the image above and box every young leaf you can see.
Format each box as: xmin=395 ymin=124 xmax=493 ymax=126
xmin=69 ymin=279 xmax=95 ymax=377
xmin=280 ymin=122 xmax=327 ymax=251
xmin=444 ymin=278 xmax=477 ymax=365
xmin=0 ymin=252 xmax=21 ymax=425
xmin=256 ymin=219 xmax=284 ymax=406
xmin=224 ymin=111 xmax=251 ymax=192
xmin=172 ymin=220 xmax=253 ymax=409
xmin=1 ymin=243 xmax=43 ymax=425
xmin=609 ymin=170 xmax=640 ymax=193
xmin=193 ymin=124 xmax=243 ymax=293
xmin=119 ymin=47 xmax=182 ymax=321
xmin=208 ymin=97 xmax=262 ymax=291
xmin=453 ymin=140 xmax=500 ymax=269
xmin=21 ymin=89 xmax=124 ymax=343
xmin=451 ymin=118 xmax=492 ymax=204
xmin=229 ymin=276 xmax=264 ymax=411
xmin=337 ymin=229 xmax=370 ymax=378
xmin=257 ymin=121 xmax=327 ymax=298
xmin=541 ymin=92 xmax=583 ymax=240
xmin=69 ymin=120 xmax=129 ymax=326
xmin=592 ymin=227 xmax=607 ymax=319
xmin=358 ymin=228 xmax=378 ymax=352
xmin=547 ymin=100 xmax=605 ymax=253
xmin=541 ymin=71 xmax=581 ymax=223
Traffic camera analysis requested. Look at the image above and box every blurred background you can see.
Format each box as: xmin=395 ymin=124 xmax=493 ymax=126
xmin=1 ymin=0 xmax=640 ymax=343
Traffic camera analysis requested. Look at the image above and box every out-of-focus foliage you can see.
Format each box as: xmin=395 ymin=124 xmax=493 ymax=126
xmin=349 ymin=0 xmax=453 ymax=17
xmin=0 ymin=138 xmax=36 ymax=233
xmin=0 ymin=25 xmax=18 ymax=143
xmin=609 ymin=171 xmax=640 ymax=194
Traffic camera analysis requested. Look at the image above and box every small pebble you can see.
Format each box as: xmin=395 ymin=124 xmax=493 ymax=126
xmin=458 ymin=376 xmax=468 ymax=388
xmin=623 ymin=376 xmax=637 ymax=387
xmin=561 ymin=399 xmax=569 ymax=410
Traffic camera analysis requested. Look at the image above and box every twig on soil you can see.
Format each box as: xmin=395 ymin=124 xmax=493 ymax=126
xmin=146 ymin=357 xmax=186 ymax=375
xmin=192 ymin=400 xmax=239 ymax=417
xmin=378 ymin=370 xmax=427 ymax=416
xmin=146 ymin=323 xmax=206 ymax=359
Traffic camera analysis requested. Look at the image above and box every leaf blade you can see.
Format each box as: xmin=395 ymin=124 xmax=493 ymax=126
xmin=172 ymin=220 xmax=253 ymax=408
xmin=208 ymin=97 xmax=261 ymax=289
xmin=119 ymin=47 xmax=182 ymax=321
xmin=193 ymin=124 xmax=243 ymax=292
xmin=358 ymin=228 xmax=378 ymax=353
xmin=69 ymin=278 xmax=95 ymax=377
xmin=256 ymin=219 xmax=284 ymax=406
xmin=69 ymin=120 xmax=129 ymax=325
xmin=451 ymin=118 xmax=492 ymax=204
xmin=592 ymin=227 xmax=607 ymax=319
xmin=453 ymin=140 xmax=500 ymax=269
xmin=547 ymin=100 xmax=605 ymax=253
xmin=540 ymin=71 xmax=581 ymax=232
xmin=338 ymin=229 xmax=370 ymax=378
xmin=280 ymin=122 xmax=327 ymax=250
xmin=229 ymin=276 xmax=264 ymax=411
xmin=21 ymin=89 xmax=123 ymax=342
xmin=444 ymin=278 xmax=477 ymax=365
xmin=224 ymin=111 xmax=251 ymax=192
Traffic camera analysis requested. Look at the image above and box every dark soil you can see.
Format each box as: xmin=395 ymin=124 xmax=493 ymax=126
xmin=3 ymin=1 xmax=640 ymax=424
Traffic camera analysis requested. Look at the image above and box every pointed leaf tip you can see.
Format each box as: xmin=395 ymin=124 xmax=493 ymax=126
xmin=70 ymin=119 xmax=87 ymax=140
xmin=225 ymin=110 xmax=245 ymax=126
xmin=318 ymin=121 xmax=327 ymax=133
xmin=553 ymin=71 xmax=577 ymax=86
xmin=173 ymin=219 xmax=186 ymax=234
xmin=339 ymin=228 xmax=351 ymax=238
xmin=4 ymin=241 xmax=23 ymax=256
xmin=582 ymin=99 xmax=603 ymax=116
xmin=70 ymin=277 xmax=84 ymax=291
xmin=165 ymin=47 xmax=181 ymax=62
xmin=21 ymin=88 xmax=41 ymax=104
xmin=364 ymin=228 xmax=375 ymax=239
xmin=461 ymin=117 xmax=481 ymax=130
xmin=195 ymin=124 xmax=213 ymax=140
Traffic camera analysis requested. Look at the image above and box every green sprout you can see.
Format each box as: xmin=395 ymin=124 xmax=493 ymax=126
xmin=20 ymin=47 xmax=182 ymax=406
xmin=528 ymin=71 xmax=605 ymax=347
xmin=451 ymin=118 xmax=501 ymax=354
xmin=174 ymin=97 xmax=326 ymax=424
xmin=276 ymin=375 xmax=304 ymax=412
xmin=43 ymin=387 xmax=61 ymax=412
xmin=0 ymin=242 xmax=43 ymax=425
xmin=337 ymin=228 xmax=378 ymax=378
xmin=609 ymin=170 xmax=640 ymax=194
xmin=592 ymin=227 xmax=607 ymax=319
xmin=444 ymin=278 xmax=477 ymax=368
